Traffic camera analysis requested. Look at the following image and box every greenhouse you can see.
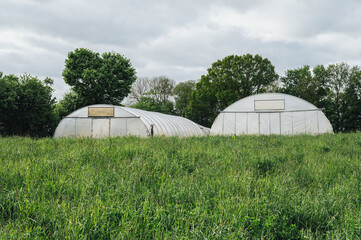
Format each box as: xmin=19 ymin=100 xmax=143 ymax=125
xmin=54 ymin=104 xmax=209 ymax=138
xmin=210 ymin=93 xmax=333 ymax=135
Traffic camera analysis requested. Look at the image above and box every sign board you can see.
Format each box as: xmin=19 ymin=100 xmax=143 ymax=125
xmin=88 ymin=107 xmax=114 ymax=117
xmin=254 ymin=100 xmax=285 ymax=110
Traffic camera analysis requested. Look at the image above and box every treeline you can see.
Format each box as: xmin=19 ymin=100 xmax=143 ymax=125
xmin=130 ymin=55 xmax=361 ymax=132
xmin=0 ymin=49 xmax=360 ymax=137
xmin=0 ymin=73 xmax=56 ymax=137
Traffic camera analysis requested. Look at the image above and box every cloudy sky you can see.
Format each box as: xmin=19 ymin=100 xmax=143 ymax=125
xmin=1 ymin=0 xmax=361 ymax=100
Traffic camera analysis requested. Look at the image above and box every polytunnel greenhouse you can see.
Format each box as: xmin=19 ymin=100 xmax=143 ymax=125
xmin=210 ymin=93 xmax=333 ymax=135
xmin=54 ymin=104 xmax=209 ymax=138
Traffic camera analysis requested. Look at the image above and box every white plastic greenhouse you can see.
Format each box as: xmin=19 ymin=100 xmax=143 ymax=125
xmin=210 ymin=93 xmax=333 ymax=135
xmin=54 ymin=104 xmax=209 ymax=138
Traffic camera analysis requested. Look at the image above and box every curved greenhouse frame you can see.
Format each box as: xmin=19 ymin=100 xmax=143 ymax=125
xmin=210 ymin=93 xmax=333 ymax=135
xmin=54 ymin=104 xmax=208 ymax=138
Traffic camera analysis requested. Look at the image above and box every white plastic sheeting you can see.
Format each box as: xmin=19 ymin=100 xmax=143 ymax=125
xmin=210 ymin=93 xmax=333 ymax=135
xmin=54 ymin=104 xmax=207 ymax=138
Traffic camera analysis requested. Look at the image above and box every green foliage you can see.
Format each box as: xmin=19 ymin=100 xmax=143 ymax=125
xmin=324 ymin=63 xmax=350 ymax=132
xmin=0 ymin=74 xmax=19 ymax=134
xmin=186 ymin=54 xmax=278 ymax=127
xmin=1 ymin=133 xmax=361 ymax=238
xmin=342 ymin=68 xmax=361 ymax=132
xmin=131 ymin=97 xmax=175 ymax=114
xmin=280 ymin=63 xmax=361 ymax=132
xmin=54 ymin=91 xmax=87 ymax=122
xmin=329 ymin=64 xmax=361 ymax=132
xmin=63 ymin=48 xmax=136 ymax=106
xmin=280 ymin=65 xmax=329 ymax=108
xmin=174 ymin=80 xmax=196 ymax=117
xmin=186 ymin=83 xmax=219 ymax=127
xmin=0 ymin=73 xmax=56 ymax=137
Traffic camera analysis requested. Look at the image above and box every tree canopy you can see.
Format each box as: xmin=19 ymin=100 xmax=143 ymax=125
xmin=131 ymin=97 xmax=175 ymax=114
xmin=0 ymin=73 xmax=56 ymax=137
xmin=54 ymin=90 xmax=87 ymax=122
xmin=342 ymin=67 xmax=361 ymax=132
xmin=173 ymin=80 xmax=196 ymax=117
xmin=280 ymin=65 xmax=329 ymax=109
xmin=62 ymin=48 xmax=136 ymax=106
xmin=280 ymin=63 xmax=361 ymax=132
xmin=186 ymin=54 xmax=278 ymax=127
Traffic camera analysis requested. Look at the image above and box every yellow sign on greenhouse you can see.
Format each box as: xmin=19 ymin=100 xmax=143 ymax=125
xmin=88 ymin=107 xmax=114 ymax=117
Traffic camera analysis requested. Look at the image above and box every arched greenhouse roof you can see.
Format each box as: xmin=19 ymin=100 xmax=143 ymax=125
xmin=54 ymin=104 xmax=207 ymax=138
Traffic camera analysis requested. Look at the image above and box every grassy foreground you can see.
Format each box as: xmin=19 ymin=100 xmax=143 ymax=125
xmin=0 ymin=134 xmax=361 ymax=239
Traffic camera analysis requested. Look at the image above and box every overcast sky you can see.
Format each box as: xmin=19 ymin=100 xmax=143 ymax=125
xmin=1 ymin=0 xmax=361 ymax=100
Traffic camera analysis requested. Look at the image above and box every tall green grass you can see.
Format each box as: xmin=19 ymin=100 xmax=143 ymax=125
xmin=0 ymin=134 xmax=361 ymax=239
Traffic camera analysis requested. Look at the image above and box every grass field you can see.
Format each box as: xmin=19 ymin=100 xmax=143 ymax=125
xmin=0 ymin=133 xmax=361 ymax=239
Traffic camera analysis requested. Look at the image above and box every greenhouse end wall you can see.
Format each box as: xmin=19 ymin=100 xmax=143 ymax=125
xmin=210 ymin=93 xmax=333 ymax=135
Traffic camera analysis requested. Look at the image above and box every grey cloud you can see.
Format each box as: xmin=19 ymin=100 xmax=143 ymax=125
xmin=0 ymin=0 xmax=212 ymax=46
xmin=1 ymin=0 xmax=361 ymax=100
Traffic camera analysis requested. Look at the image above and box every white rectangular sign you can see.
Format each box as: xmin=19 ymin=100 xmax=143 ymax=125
xmin=254 ymin=100 xmax=285 ymax=110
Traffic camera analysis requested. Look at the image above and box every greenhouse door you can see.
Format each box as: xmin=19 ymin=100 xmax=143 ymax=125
xmin=92 ymin=119 xmax=110 ymax=138
xmin=259 ymin=113 xmax=270 ymax=135
xmin=259 ymin=113 xmax=281 ymax=135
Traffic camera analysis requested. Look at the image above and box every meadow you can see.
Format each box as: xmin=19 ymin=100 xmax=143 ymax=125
xmin=0 ymin=133 xmax=361 ymax=239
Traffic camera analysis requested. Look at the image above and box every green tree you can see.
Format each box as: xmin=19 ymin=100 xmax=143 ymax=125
xmin=54 ymin=91 xmax=87 ymax=123
xmin=174 ymin=80 xmax=196 ymax=117
xmin=280 ymin=63 xmax=361 ymax=132
xmin=0 ymin=73 xmax=19 ymax=135
xmin=280 ymin=65 xmax=329 ymax=108
xmin=186 ymin=54 xmax=278 ymax=127
xmin=17 ymin=75 xmax=56 ymax=137
xmin=131 ymin=97 xmax=175 ymax=114
xmin=186 ymin=85 xmax=219 ymax=127
xmin=340 ymin=66 xmax=361 ymax=132
xmin=325 ymin=63 xmax=350 ymax=132
xmin=0 ymin=73 xmax=56 ymax=137
xmin=62 ymin=48 xmax=136 ymax=106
